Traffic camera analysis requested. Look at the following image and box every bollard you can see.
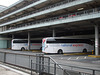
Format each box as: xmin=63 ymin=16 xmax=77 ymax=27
xmin=31 ymin=60 xmax=32 ymax=75
xmin=54 ymin=63 xmax=56 ymax=75
xmin=92 ymin=50 xmax=94 ymax=55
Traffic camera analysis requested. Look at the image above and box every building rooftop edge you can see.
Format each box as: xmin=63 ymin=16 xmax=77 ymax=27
xmin=0 ymin=0 xmax=24 ymax=13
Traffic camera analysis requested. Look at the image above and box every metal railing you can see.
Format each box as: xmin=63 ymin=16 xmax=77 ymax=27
xmin=31 ymin=54 xmax=66 ymax=75
xmin=0 ymin=0 xmax=76 ymax=24
xmin=59 ymin=63 xmax=100 ymax=75
xmin=4 ymin=7 xmax=100 ymax=31
xmin=0 ymin=51 xmax=100 ymax=75
xmin=31 ymin=54 xmax=100 ymax=75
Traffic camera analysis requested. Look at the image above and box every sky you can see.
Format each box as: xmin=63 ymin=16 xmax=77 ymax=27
xmin=0 ymin=0 xmax=19 ymax=7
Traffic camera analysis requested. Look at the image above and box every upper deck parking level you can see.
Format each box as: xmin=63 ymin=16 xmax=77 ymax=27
xmin=0 ymin=0 xmax=62 ymax=21
xmin=0 ymin=0 xmax=98 ymax=26
xmin=0 ymin=0 xmax=43 ymax=18
xmin=0 ymin=7 xmax=100 ymax=34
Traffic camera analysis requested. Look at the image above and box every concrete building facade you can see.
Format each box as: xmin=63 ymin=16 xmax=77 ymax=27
xmin=0 ymin=0 xmax=99 ymax=55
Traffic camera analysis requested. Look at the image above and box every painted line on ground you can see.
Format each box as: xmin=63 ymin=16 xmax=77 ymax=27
xmin=0 ymin=64 xmax=29 ymax=75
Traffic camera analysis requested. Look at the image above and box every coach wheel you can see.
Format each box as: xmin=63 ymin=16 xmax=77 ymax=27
xmin=21 ymin=47 xmax=25 ymax=51
xmin=58 ymin=49 xmax=63 ymax=54
xmin=83 ymin=48 xmax=87 ymax=53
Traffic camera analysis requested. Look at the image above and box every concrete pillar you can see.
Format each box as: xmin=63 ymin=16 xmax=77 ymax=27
xmin=12 ymin=34 xmax=14 ymax=39
xmin=53 ymin=29 xmax=56 ymax=37
xmin=5 ymin=26 xmax=7 ymax=30
xmin=2 ymin=27 xmax=4 ymax=31
xmin=95 ymin=25 xmax=99 ymax=55
xmin=0 ymin=27 xmax=2 ymax=32
xmin=1 ymin=27 xmax=3 ymax=31
xmin=28 ymin=32 xmax=30 ymax=50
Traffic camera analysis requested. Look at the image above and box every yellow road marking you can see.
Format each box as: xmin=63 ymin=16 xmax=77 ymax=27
xmin=88 ymin=55 xmax=100 ymax=58
xmin=64 ymin=52 xmax=92 ymax=55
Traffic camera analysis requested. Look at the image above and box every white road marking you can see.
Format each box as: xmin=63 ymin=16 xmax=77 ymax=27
xmin=76 ymin=57 xmax=79 ymax=60
xmin=68 ymin=57 xmax=71 ymax=60
xmin=84 ymin=56 xmax=87 ymax=59
xmin=0 ymin=64 xmax=29 ymax=75
xmin=61 ymin=57 xmax=63 ymax=59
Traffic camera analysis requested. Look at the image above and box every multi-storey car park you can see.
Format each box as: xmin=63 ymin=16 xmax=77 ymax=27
xmin=0 ymin=0 xmax=99 ymax=55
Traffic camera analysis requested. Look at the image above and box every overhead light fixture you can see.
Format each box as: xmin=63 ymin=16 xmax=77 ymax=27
xmin=77 ymin=8 xmax=84 ymax=11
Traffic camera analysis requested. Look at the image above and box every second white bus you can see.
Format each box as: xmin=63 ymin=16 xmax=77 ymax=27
xmin=12 ymin=39 xmax=42 ymax=50
xmin=42 ymin=37 xmax=94 ymax=54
